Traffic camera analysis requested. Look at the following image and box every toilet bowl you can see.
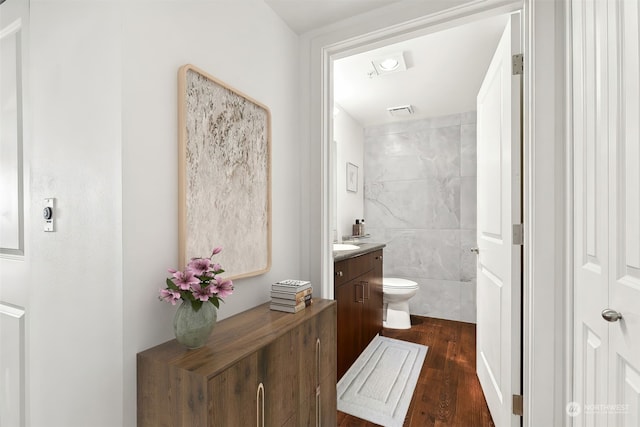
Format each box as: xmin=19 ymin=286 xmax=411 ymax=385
xmin=382 ymin=278 xmax=419 ymax=329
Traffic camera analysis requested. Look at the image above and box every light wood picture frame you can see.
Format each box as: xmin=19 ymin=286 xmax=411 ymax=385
xmin=346 ymin=162 xmax=358 ymax=193
xmin=178 ymin=64 xmax=272 ymax=280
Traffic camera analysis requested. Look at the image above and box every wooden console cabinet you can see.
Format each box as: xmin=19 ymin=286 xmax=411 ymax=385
xmin=137 ymin=299 xmax=336 ymax=427
xmin=334 ymin=249 xmax=383 ymax=379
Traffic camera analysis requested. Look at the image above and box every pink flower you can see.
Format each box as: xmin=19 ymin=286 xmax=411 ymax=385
xmin=213 ymin=277 xmax=234 ymax=299
xmin=172 ymin=269 xmax=200 ymax=290
xmin=159 ymin=247 xmax=232 ymax=308
xmin=192 ymin=284 xmax=214 ymax=302
xmin=159 ymin=289 xmax=181 ymax=305
xmin=188 ymin=257 xmax=211 ymax=275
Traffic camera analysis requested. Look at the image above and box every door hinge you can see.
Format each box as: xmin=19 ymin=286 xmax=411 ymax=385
xmin=512 ymin=394 xmax=523 ymax=416
xmin=512 ymin=224 xmax=524 ymax=245
xmin=512 ymin=54 xmax=523 ymax=75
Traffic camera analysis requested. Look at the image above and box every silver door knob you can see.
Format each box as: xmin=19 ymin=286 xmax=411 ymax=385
xmin=470 ymin=247 xmax=479 ymax=254
xmin=601 ymin=309 xmax=623 ymax=322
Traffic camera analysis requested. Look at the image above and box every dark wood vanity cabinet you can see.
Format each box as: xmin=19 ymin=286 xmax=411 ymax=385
xmin=138 ymin=300 xmax=336 ymax=427
xmin=334 ymin=249 xmax=383 ymax=379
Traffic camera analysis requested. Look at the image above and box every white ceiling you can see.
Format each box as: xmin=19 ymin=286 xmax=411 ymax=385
xmin=334 ymin=13 xmax=509 ymax=126
xmin=265 ymin=0 xmax=402 ymax=35
xmin=265 ymin=0 xmax=510 ymax=127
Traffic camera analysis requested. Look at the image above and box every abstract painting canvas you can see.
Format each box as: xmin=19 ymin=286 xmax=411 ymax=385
xmin=178 ymin=64 xmax=271 ymax=279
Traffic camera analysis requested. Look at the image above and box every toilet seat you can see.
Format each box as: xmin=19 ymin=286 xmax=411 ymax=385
xmin=383 ymin=277 xmax=418 ymax=290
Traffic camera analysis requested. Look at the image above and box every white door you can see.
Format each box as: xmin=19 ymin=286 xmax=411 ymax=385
xmin=0 ymin=0 xmax=29 ymax=426
xmin=572 ymin=0 xmax=640 ymax=426
xmin=475 ymin=13 xmax=522 ymax=427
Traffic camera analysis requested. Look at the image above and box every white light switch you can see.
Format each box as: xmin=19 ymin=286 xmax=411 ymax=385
xmin=44 ymin=198 xmax=55 ymax=232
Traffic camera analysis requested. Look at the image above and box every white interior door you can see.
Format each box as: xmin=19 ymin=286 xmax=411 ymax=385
xmin=609 ymin=3 xmax=640 ymax=425
xmin=475 ymin=12 xmax=522 ymax=427
xmin=572 ymin=0 xmax=640 ymax=425
xmin=571 ymin=0 xmax=610 ymax=424
xmin=0 ymin=0 xmax=29 ymax=426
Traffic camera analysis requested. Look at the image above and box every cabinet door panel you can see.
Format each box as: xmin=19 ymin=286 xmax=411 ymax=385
xmin=296 ymin=314 xmax=318 ymax=399
xmin=209 ymin=352 xmax=258 ymax=427
xmin=364 ymin=251 xmax=384 ymax=343
xmin=319 ymin=373 xmax=337 ymax=426
xmin=336 ymin=280 xmax=362 ymax=379
xmin=297 ymin=300 xmax=337 ymax=425
xmin=261 ymin=330 xmax=296 ymax=425
xmin=318 ymin=303 xmax=337 ymax=384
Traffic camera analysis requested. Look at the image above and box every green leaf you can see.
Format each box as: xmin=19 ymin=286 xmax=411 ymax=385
xmin=191 ymin=300 xmax=204 ymax=312
xmin=166 ymin=278 xmax=180 ymax=291
xmin=211 ymin=298 xmax=220 ymax=309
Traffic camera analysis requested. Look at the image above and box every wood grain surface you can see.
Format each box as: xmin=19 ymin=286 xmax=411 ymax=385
xmin=337 ymin=316 xmax=495 ymax=427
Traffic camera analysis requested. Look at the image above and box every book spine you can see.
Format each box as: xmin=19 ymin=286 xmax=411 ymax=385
xmin=269 ymin=301 xmax=307 ymax=313
xmin=270 ymin=287 xmax=312 ymax=300
xmin=271 ymin=295 xmax=313 ymax=306
xmin=271 ymin=284 xmax=312 ymax=293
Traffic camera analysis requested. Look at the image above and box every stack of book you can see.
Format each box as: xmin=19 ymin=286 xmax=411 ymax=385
xmin=270 ymin=280 xmax=313 ymax=313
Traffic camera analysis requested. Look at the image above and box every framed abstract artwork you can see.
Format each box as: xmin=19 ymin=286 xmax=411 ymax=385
xmin=346 ymin=162 xmax=358 ymax=193
xmin=178 ymin=64 xmax=271 ymax=279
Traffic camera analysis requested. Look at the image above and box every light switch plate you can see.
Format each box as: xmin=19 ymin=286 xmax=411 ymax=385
xmin=44 ymin=198 xmax=55 ymax=232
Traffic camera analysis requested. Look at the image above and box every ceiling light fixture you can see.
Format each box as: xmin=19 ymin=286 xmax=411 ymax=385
xmin=371 ymin=52 xmax=407 ymax=76
xmin=378 ymin=58 xmax=399 ymax=71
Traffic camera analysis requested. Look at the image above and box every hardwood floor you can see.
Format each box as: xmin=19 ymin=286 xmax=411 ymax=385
xmin=337 ymin=315 xmax=495 ymax=427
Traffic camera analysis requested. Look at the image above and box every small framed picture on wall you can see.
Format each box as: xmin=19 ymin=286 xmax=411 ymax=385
xmin=346 ymin=162 xmax=358 ymax=193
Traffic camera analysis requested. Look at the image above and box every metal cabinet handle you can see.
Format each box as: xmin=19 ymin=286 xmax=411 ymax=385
xmin=256 ymin=382 xmax=264 ymax=427
xmin=363 ymin=281 xmax=370 ymax=300
xmin=601 ymin=309 xmax=623 ymax=322
xmin=316 ymin=338 xmax=321 ymax=427
xmin=336 ymin=270 xmax=343 ymax=277
xmin=315 ymin=338 xmax=321 ymax=386
xmin=354 ymin=283 xmax=364 ymax=303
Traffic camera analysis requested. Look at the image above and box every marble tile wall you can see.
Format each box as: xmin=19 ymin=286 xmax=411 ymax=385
xmin=364 ymin=111 xmax=477 ymax=323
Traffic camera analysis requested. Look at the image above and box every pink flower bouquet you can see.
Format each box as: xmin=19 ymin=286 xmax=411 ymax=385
xmin=159 ymin=247 xmax=233 ymax=311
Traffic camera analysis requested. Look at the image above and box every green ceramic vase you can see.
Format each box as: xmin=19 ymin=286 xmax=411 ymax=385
xmin=173 ymin=300 xmax=217 ymax=349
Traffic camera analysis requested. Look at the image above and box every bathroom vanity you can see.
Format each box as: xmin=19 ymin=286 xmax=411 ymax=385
xmin=333 ymin=243 xmax=385 ymax=379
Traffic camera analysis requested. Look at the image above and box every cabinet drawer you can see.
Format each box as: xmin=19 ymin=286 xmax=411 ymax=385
xmin=334 ymin=259 xmax=350 ymax=286
xmin=348 ymin=252 xmax=374 ymax=279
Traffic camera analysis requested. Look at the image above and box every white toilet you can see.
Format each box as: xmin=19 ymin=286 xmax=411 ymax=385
xmin=382 ymin=277 xmax=419 ymax=329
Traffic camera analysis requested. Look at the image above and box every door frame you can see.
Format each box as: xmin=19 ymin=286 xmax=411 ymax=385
xmin=301 ymin=0 xmax=569 ymax=425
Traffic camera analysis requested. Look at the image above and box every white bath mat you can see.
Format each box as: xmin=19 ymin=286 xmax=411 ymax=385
xmin=337 ymin=336 xmax=428 ymax=427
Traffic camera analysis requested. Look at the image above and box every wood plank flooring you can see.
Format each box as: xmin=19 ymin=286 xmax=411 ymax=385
xmin=337 ymin=316 xmax=495 ymax=427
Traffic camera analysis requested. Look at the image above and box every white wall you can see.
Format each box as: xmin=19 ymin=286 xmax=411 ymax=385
xmin=30 ymin=3 xmax=123 ymax=427
xmin=333 ymin=107 xmax=364 ymax=240
xmin=28 ymin=1 xmax=300 ymax=426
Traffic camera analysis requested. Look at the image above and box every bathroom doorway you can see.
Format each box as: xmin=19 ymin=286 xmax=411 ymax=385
xmin=311 ymin=0 xmax=567 ymax=423
xmin=330 ymin=10 xmax=522 ymax=427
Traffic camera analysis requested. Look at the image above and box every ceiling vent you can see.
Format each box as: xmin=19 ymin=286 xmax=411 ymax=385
xmin=387 ymin=105 xmax=414 ymax=117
